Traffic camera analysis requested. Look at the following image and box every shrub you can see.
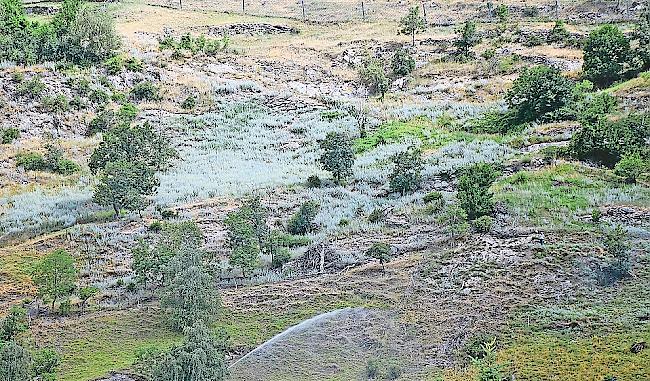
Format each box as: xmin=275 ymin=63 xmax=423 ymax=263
xmin=89 ymin=88 xmax=110 ymax=104
xmin=437 ymin=204 xmax=469 ymax=242
xmin=104 ymin=55 xmax=124 ymax=75
xmin=0 ymin=342 xmax=31 ymax=381
xmin=359 ymin=58 xmax=389 ymax=100
xmin=306 ymin=175 xmax=321 ymax=188
xmin=391 ymin=48 xmax=415 ymax=76
xmin=547 ymin=20 xmax=571 ymax=45
xmin=389 ymin=147 xmax=424 ymax=195
xmin=125 ymin=56 xmax=143 ymax=72
xmin=464 ymin=109 xmax=520 ymax=134
xmin=16 ymin=152 xmax=46 ymax=171
xmin=570 ymin=113 xmax=649 ymax=167
xmin=614 ymin=153 xmax=648 ymax=183
xmin=181 ymin=95 xmax=196 ymax=110
xmin=366 ymin=242 xmax=393 ymax=271
xmin=464 ymin=333 xmax=498 ymax=360
xmin=601 ymin=225 xmax=632 ymax=281
xmin=131 ymin=81 xmax=160 ymax=101
xmin=505 ymin=65 xmax=574 ymax=124
xmin=494 ymin=4 xmax=509 ymax=23
xmin=577 ymin=92 xmax=618 ymax=126
xmin=287 ymin=201 xmax=319 ymax=235
xmin=423 ymin=191 xmax=443 ymax=204
xmin=271 ymin=247 xmax=291 ymax=269
xmin=583 ymin=25 xmax=633 ymax=88
xmin=457 ymin=163 xmax=499 ymax=220
xmin=368 ymin=208 xmax=385 ymax=223
xmin=0 ymin=306 xmax=27 ymax=342
xmin=472 ymin=215 xmax=494 ymax=233
xmin=472 ymin=339 xmax=508 ymax=381
xmin=366 ymin=359 xmax=380 ymax=379
xmin=1 ymin=128 xmax=19 ymax=144
xmin=453 ymin=20 xmax=480 ymax=60
xmin=87 ymin=110 xmax=115 ymax=135
xmin=31 ymin=349 xmax=61 ymax=381
xmin=117 ymin=102 xmax=138 ymax=124
xmin=16 ymin=75 xmax=46 ymax=99
xmin=41 ymin=94 xmax=69 ymax=113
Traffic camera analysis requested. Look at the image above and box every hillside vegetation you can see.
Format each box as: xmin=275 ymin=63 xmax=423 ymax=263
xmin=0 ymin=0 xmax=649 ymax=380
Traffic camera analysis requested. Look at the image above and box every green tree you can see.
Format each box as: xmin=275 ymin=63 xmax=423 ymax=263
xmin=457 ymin=163 xmax=499 ymax=220
xmin=366 ymin=242 xmax=393 ymax=272
xmin=59 ymin=5 xmax=120 ymax=65
xmin=399 ymin=6 xmax=426 ymax=46
xmin=89 ymin=123 xmax=176 ymax=173
xmin=389 ymin=147 xmax=424 ymax=195
xmin=359 ymin=58 xmax=389 ymax=100
xmin=78 ymin=286 xmax=99 ymax=313
xmin=133 ymin=221 xmax=204 ymax=287
xmin=224 ymin=197 xmax=270 ymax=276
xmin=0 ymin=341 xmax=31 ymax=381
xmin=159 ymin=252 xmax=220 ymax=331
xmin=0 ymin=306 xmax=27 ymax=342
xmin=632 ymin=10 xmax=650 ymax=71
xmin=32 ymin=249 xmax=77 ymax=311
xmin=319 ymin=132 xmax=355 ymax=184
xmin=505 ymin=65 xmax=574 ymax=123
xmin=151 ymin=323 xmax=228 ymax=381
xmin=583 ymin=24 xmax=633 ymax=88
xmin=93 ymin=160 xmax=159 ymax=216
xmin=453 ymin=20 xmax=481 ymax=60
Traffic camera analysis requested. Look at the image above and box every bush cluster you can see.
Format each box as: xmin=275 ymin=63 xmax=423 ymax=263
xmin=0 ymin=0 xmax=120 ymax=66
xmin=159 ymin=33 xmax=230 ymax=57
xmin=15 ymin=143 xmax=80 ymax=175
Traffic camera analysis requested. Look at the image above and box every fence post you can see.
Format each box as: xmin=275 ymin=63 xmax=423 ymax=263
xmin=302 ymin=0 xmax=306 ymax=20
xmin=421 ymin=2 xmax=427 ymax=24
xmin=242 ymin=0 xmax=245 ymax=13
xmin=361 ymin=1 xmax=366 ymax=20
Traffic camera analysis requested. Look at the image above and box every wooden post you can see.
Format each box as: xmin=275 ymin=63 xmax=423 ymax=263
xmin=302 ymin=0 xmax=306 ymax=20
xmin=242 ymin=0 xmax=245 ymax=13
xmin=555 ymin=0 xmax=559 ymax=19
xmin=421 ymin=1 xmax=427 ymax=24
xmin=361 ymin=1 xmax=366 ymax=20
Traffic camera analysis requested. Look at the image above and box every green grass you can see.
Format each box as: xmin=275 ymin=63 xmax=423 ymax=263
xmin=494 ymin=163 xmax=650 ymax=226
xmin=354 ymin=117 xmax=478 ymax=153
xmin=216 ymin=293 xmax=388 ymax=349
xmin=33 ymin=309 xmax=180 ymax=381
xmin=500 ymin=330 xmax=650 ymax=381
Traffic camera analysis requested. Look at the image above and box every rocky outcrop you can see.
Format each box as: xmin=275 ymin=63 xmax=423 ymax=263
xmin=207 ymin=23 xmax=299 ymax=37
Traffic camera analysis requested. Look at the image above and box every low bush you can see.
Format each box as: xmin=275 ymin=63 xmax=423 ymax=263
xmin=130 ymin=81 xmax=160 ymax=101
xmin=16 ymin=75 xmax=46 ymax=99
xmin=582 ymin=24 xmax=634 ymax=88
xmin=570 ymin=113 xmax=649 ymax=167
xmin=1 ymin=128 xmax=19 ymax=144
xmin=181 ymin=95 xmax=196 ymax=110
xmin=287 ymin=201 xmax=319 ymax=235
xmin=368 ymin=208 xmax=385 ymax=223
xmin=15 ymin=152 xmax=46 ymax=171
xmin=104 ymin=55 xmax=124 ymax=75
xmin=41 ymin=94 xmax=70 ymax=113
xmin=389 ymin=147 xmax=424 ymax=195
xmin=472 ymin=215 xmax=494 ymax=233
xmin=391 ymin=48 xmax=415 ymax=76
xmin=306 ymin=175 xmax=321 ymax=188
xmin=614 ymin=153 xmax=648 ymax=183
